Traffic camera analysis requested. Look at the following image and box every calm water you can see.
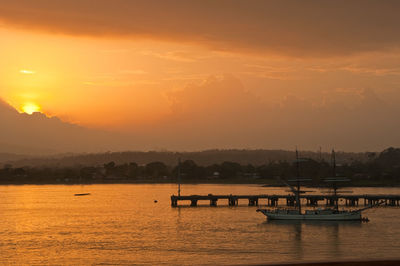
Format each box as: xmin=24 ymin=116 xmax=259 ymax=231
xmin=0 ymin=184 xmax=399 ymax=265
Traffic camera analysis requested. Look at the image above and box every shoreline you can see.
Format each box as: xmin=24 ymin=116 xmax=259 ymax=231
xmin=254 ymin=260 xmax=400 ymax=266
xmin=0 ymin=180 xmax=399 ymax=187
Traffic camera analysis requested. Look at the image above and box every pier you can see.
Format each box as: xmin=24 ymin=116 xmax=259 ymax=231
xmin=170 ymin=194 xmax=400 ymax=207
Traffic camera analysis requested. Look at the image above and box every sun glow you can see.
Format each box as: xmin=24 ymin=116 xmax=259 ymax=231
xmin=22 ymin=103 xmax=41 ymax=114
xmin=20 ymin=69 xmax=36 ymax=74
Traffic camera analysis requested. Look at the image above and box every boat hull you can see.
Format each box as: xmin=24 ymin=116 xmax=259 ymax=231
xmin=257 ymin=209 xmax=362 ymax=221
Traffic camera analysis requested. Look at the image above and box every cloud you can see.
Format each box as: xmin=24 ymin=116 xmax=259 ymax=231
xmin=152 ymin=75 xmax=400 ymax=151
xmin=166 ymin=75 xmax=264 ymax=120
xmin=0 ymin=98 xmax=128 ymax=154
xmin=340 ymin=65 xmax=400 ymax=76
xmin=2 ymin=72 xmax=400 ymax=153
xmin=242 ymin=64 xmax=296 ymax=80
xmin=1 ymin=0 xmax=400 ymax=57
xmin=120 ymin=69 xmax=147 ymax=75
xmin=141 ymin=50 xmax=205 ymax=62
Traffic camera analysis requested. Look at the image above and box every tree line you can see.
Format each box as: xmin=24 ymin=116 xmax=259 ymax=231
xmin=0 ymin=147 xmax=399 ymax=185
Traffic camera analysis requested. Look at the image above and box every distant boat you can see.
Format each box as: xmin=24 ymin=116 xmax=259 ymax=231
xmin=74 ymin=174 xmax=91 ymax=197
xmin=257 ymin=149 xmax=381 ymax=221
xmin=74 ymin=193 xmax=91 ymax=196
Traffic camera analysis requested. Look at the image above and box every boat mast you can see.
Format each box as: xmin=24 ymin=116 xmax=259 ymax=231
xmin=178 ymin=157 xmax=181 ymax=197
xmin=332 ymin=149 xmax=338 ymax=210
xmin=295 ymin=149 xmax=301 ymax=214
xmin=322 ymin=150 xmax=351 ymax=210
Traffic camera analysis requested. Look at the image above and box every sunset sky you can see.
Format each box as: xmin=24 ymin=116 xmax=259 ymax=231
xmin=1 ymin=0 xmax=400 ymax=152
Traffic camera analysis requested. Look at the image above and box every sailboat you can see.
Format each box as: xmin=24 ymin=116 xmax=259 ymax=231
xmin=74 ymin=170 xmax=91 ymax=196
xmin=257 ymin=149 xmax=381 ymax=221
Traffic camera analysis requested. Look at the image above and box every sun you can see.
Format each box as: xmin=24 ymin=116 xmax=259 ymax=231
xmin=22 ymin=103 xmax=41 ymax=115
xmin=20 ymin=69 xmax=36 ymax=74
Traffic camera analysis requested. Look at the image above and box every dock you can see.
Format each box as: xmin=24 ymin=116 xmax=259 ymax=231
xmin=170 ymin=194 xmax=400 ymax=207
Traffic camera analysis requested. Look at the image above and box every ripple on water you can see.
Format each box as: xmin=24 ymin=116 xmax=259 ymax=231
xmin=0 ymin=184 xmax=399 ymax=265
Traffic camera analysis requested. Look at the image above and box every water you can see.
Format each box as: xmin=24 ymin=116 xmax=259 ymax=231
xmin=0 ymin=184 xmax=399 ymax=265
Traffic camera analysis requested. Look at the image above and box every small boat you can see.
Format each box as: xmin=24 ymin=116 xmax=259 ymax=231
xmin=257 ymin=149 xmax=382 ymax=221
xmin=74 ymin=193 xmax=91 ymax=196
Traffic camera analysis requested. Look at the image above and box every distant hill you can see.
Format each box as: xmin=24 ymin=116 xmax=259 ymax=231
xmin=0 ymin=153 xmax=32 ymax=163
xmin=375 ymin=147 xmax=400 ymax=169
xmin=4 ymin=149 xmax=371 ymax=168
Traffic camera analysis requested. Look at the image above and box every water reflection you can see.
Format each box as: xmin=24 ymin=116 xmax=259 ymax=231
xmin=260 ymin=220 xmax=363 ymax=260
xmin=0 ymin=184 xmax=399 ymax=265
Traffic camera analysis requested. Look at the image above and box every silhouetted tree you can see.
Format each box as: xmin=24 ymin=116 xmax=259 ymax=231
xmin=127 ymin=162 xmax=139 ymax=179
xmin=104 ymin=161 xmax=116 ymax=176
xmin=80 ymin=166 xmax=97 ymax=180
xmin=145 ymin=161 xmax=168 ymax=178
xmin=219 ymin=161 xmax=242 ymax=178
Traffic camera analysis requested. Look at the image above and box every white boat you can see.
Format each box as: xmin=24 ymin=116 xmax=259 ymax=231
xmin=257 ymin=149 xmax=380 ymax=221
xmin=257 ymin=208 xmax=362 ymax=221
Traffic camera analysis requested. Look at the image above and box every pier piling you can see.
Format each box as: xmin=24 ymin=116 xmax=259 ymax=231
xmin=210 ymin=199 xmax=218 ymax=206
xmin=248 ymin=197 xmax=258 ymax=206
xmin=190 ymin=199 xmax=198 ymax=207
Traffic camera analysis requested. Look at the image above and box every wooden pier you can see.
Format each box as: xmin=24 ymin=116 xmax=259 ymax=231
xmin=170 ymin=194 xmax=400 ymax=207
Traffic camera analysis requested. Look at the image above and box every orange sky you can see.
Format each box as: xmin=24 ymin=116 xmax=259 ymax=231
xmin=1 ymin=0 xmax=400 ymax=152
